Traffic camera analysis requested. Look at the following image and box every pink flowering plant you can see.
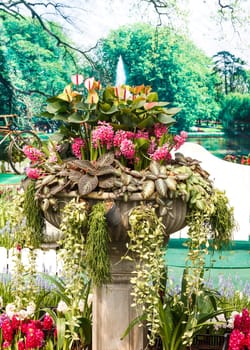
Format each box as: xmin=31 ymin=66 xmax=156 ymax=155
xmin=0 ymin=309 xmax=55 ymax=349
xmin=36 ymin=75 xmax=187 ymax=172
xmin=227 ymin=308 xmax=250 ymax=350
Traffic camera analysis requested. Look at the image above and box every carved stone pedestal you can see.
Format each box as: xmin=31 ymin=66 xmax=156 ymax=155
xmin=92 ymin=244 xmax=147 ymax=350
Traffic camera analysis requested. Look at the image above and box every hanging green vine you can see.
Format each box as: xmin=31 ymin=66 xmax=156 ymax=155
xmin=58 ymin=198 xmax=89 ymax=343
xmin=23 ymin=180 xmax=44 ymax=247
xmin=85 ymin=202 xmax=111 ymax=286
xmin=209 ymin=189 xmax=236 ymax=249
xmin=127 ymin=204 xmax=166 ymax=346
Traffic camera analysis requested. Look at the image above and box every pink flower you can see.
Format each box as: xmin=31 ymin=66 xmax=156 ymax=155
xmin=3 ymin=340 xmax=11 ymax=348
xmin=48 ymin=153 xmax=58 ymax=163
xmin=147 ymin=139 xmax=157 ymax=155
xmin=23 ymin=145 xmax=44 ymax=162
xmin=42 ymin=313 xmax=53 ymax=330
xmin=25 ymin=167 xmax=41 ymax=179
xmin=154 ymin=123 xmax=167 ymax=139
xmin=173 ymin=131 xmax=188 ymax=150
xmin=25 ymin=323 xmax=44 ymax=348
xmin=72 ymin=138 xmax=85 ymax=159
xmin=17 ymin=340 xmax=25 ymax=350
xmin=135 ymin=130 xmax=149 ymax=139
xmin=120 ymin=139 xmax=135 ymax=159
xmin=92 ymin=121 xmax=114 ymax=150
xmin=234 ymin=308 xmax=250 ymax=334
xmin=228 ymin=329 xmax=245 ymax=350
xmin=11 ymin=315 xmax=21 ymax=330
xmin=2 ymin=319 xmax=13 ymax=342
xmin=151 ymin=144 xmax=172 ymax=161
xmin=113 ymin=130 xmax=134 ymax=147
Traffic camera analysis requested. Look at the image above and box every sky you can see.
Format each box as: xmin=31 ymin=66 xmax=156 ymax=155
xmin=64 ymin=0 xmax=250 ymax=66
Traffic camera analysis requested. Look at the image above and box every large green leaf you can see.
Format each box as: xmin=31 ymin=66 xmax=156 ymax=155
xmin=78 ymin=317 xmax=92 ymax=345
xmin=157 ymin=114 xmax=176 ymax=125
xmin=47 ymin=101 xmax=67 ymax=114
xmin=56 ymin=317 xmax=66 ymax=350
xmin=137 ymin=115 xmax=155 ymax=129
xmin=68 ymin=112 xmax=88 ymax=123
xmin=99 ymin=104 xmax=119 ymax=114
xmin=165 ymin=107 xmax=181 ymax=115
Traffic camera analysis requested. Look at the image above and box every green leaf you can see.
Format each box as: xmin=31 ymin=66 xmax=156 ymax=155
xmin=100 ymin=104 xmax=119 ymax=114
xmin=157 ymin=114 xmax=176 ymax=125
xmin=120 ymin=313 xmax=147 ymax=340
xmin=78 ymin=317 xmax=92 ymax=345
xmin=47 ymin=101 xmax=67 ymax=114
xmin=165 ymin=107 xmax=181 ymax=115
xmin=68 ymin=112 xmax=87 ymax=123
xmin=56 ymin=317 xmax=66 ymax=350
xmin=137 ymin=115 xmax=155 ymax=129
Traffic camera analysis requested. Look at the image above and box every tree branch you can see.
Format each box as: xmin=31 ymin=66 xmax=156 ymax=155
xmin=0 ymin=0 xmax=97 ymax=68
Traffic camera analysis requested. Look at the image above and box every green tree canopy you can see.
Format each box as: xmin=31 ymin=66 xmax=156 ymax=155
xmin=0 ymin=15 xmax=77 ymax=117
xmin=219 ymin=93 xmax=250 ymax=135
xmin=213 ymin=51 xmax=249 ymax=95
xmin=91 ymin=23 xmax=220 ymax=131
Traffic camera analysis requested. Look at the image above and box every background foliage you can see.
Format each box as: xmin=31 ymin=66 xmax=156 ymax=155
xmin=0 ymin=8 xmax=249 ymax=135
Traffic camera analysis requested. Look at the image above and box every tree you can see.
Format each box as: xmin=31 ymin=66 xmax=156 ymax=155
xmin=213 ymin=51 xmax=249 ymax=95
xmin=0 ymin=15 xmax=77 ymax=116
xmin=91 ymin=23 xmax=220 ymax=131
xmin=0 ymin=0 xmax=248 ymax=60
xmin=219 ymin=93 xmax=250 ymax=135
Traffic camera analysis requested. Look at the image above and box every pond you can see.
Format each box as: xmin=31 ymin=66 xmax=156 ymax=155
xmin=188 ymin=133 xmax=250 ymax=159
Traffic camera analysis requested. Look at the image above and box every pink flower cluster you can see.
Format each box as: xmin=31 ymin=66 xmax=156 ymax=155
xmin=23 ymin=145 xmax=44 ymax=162
xmin=25 ymin=167 xmax=41 ymax=180
xmin=0 ymin=313 xmax=54 ymax=349
xmin=228 ymin=308 xmax=250 ymax=350
xmin=72 ymin=137 xmax=86 ymax=159
xmin=70 ymin=121 xmax=187 ymax=166
xmin=91 ymin=121 xmax=114 ymax=150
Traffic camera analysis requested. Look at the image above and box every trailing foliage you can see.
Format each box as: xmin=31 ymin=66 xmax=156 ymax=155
xmin=85 ymin=202 xmax=111 ymax=286
xmin=23 ymin=180 xmax=44 ymax=247
xmin=127 ymin=205 xmax=167 ymax=345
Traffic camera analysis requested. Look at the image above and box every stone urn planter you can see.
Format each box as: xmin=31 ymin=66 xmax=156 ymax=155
xmin=33 ymin=155 xmax=191 ymax=350
xmin=41 ymin=195 xmax=187 ymax=350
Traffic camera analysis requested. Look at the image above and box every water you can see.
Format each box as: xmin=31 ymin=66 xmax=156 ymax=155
xmin=188 ymin=134 xmax=250 ymax=159
xmin=115 ymin=55 xmax=127 ymax=86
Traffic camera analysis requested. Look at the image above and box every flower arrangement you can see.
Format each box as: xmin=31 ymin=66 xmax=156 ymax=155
xmin=23 ymin=74 xmax=188 ymax=177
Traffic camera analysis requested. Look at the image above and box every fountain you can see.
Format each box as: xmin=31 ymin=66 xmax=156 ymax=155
xmin=115 ymin=55 xmax=127 ymax=85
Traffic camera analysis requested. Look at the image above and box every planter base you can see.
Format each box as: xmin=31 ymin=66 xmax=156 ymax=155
xmin=92 ymin=244 xmax=147 ymax=350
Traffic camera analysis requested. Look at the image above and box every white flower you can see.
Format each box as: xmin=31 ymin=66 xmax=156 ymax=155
xmin=26 ymin=301 xmax=36 ymax=316
xmin=212 ymin=314 xmax=227 ymax=331
xmin=18 ymin=309 xmax=29 ymax=320
xmin=6 ymin=303 xmax=16 ymax=320
xmin=0 ymin=296 xmax=3 ymax=308
xmin=57 ymin=300 xmax=69 ymax=313
xmin=78 ymin=299 xmax=85 ymax=312
xmin=227 ymin=311 xmax=240 ymax=329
